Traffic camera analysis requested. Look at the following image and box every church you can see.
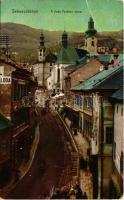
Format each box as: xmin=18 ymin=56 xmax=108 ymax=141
xmin=33 ymin=17 xmax=110 ymax=93
xmin=33 ymin=33 xmax=57 ymax=89
xmin=82 ymin=16 xmax=109 ymax=54
xmin=47 ymin=30 xmax=88 ymax=93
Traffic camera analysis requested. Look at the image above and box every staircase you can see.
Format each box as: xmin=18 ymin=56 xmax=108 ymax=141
xmin=71 ymin=151 xmax=79 ymax=176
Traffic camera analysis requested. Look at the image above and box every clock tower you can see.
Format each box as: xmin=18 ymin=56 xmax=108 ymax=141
xmin=85 ymin=17 xmax=97 ymax=55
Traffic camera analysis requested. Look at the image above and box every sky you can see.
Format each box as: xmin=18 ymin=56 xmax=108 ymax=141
xmin=1 ymin=0 xmax=123 ymax=32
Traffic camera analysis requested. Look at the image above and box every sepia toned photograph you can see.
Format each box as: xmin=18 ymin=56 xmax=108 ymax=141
xmin=0 ymin=0 xmax=123 ymax=199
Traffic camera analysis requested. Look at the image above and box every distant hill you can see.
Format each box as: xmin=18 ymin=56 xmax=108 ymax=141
xmin=1 ymin=23 xmax=123 ymax=63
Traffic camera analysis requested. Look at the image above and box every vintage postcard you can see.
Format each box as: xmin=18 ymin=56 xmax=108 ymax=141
xmin=0 ymin=0 xmax=123 ymax=199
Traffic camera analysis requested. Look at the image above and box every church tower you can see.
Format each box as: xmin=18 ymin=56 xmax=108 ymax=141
xmin=38 ymin=32 xmax=45 ymax=62
xmin=62 ymin=30 xmax=68 ymax=48
xmin=85 ymin=17 xmax=97 ymax=55
xmin=38 ymin=32 xmax=46 ymax=88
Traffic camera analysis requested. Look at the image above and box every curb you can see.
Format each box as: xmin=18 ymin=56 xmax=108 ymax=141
xmin=20 ymin=125 xmax=40 ymax=179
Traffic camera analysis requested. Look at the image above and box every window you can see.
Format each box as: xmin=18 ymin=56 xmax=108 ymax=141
xmin=91 ymin=41 xmax=94 ymax=46
xmin=13 ymin=82 xmax=18 ymax=101
xmin=80 ymin=96 xmax=82 ymax=107
xmin=83 ymin=114 xmax=92 ymax=137
xmin=113 ymin=141 xmax=116 ymax=160
xmin=120 ymin=151 xmax=123 ymax=174
xmin=84 ymin=96 xmax=93 ymax=109
xmin=106 ymin=127 xmax=113 ymax=144
xmin=57 ymin=67 xmax=60 ymax=82
xmin=121 ymin=107 xmax=123 ymax=116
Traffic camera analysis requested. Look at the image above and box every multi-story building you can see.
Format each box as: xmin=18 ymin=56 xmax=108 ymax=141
xmin=64 ymin=57 xmax=104 ymax=106
xmin=0 ymin=113 xmax=13 ymax=189
xmin=71 ymin=64 xmax=123 ymax=198
xmin=80 ymin=17 xmax=109 ymax=55
xmin=47 ymin=31 xmax=88 ymax=93
xmin=0 ymin=52 xmax=37 ymax=180
xmin=33 ymin=33 xmax=57 ymax=89
xmin=109 ymin=88 xmax=123 ymax=198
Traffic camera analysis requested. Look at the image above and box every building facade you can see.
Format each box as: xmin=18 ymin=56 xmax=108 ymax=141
xmin=47 ymin=31 xmax=88 ymax=93
xmin=80 ymin=17 xmax=109 ymax=55
xmin=109 ymin=89 xmax=123 ymax=198
xmin=33 ymin=33 xmax=57 ymax=89
xmin=64 ymin=61 xmax=123 ymax=198
xmin=0 ymin=114 xmax=13 ymax=189
xmin=0 ymin=52 xmax=37 ymax=182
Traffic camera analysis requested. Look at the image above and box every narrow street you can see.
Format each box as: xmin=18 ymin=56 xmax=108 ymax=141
xmin=7 ymin=110 xmax=66 ymax=199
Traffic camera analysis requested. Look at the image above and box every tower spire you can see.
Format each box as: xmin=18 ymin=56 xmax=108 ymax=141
xmin=85 ymin=16 xmax=97 ymax=37
xmin=40 ymin=32 xmax=45 ymax=49
xmin=38 ymin=32 xmax=45 ymax=62
xmin=62 ymin=30 xmax=68 ymax=48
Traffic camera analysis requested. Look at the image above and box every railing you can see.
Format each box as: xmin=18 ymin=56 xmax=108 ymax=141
xmin=57 ymin=113 xmax=80 ymax=185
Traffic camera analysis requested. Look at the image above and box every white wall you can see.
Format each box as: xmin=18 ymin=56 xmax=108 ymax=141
xmin=91 ymin=93 xmax=100 ymax=155
xmin=33 ymin=63 xmax=43 ymax=86
xmin=0 ymin=66 xmax=4 ymax=76
xmin=114 ymin=103 xmax=123 ymax=175
xmin=85 ymin=36 xmax=97 ymax=54
xmin=48 ymin=63 xmax=68 ymax=91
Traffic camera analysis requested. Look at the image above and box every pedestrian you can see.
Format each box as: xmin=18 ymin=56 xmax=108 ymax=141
xmin=74 ymin=183 xmax=83 ymax=199
xmin=83 ymin=192 xmax=88 ymax=199
xmin=69 ymin=187 xmax=76 ymax=199
xmin=73 ymin=128 xmax=77 ymax=135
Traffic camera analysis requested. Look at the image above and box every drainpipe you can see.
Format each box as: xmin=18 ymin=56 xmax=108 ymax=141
xmin=100 ymin=95 xmax=104 ymax=198
xmin=97 ymin=95 xmax=104 ymax=199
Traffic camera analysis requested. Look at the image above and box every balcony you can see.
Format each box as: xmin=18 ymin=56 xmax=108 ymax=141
xmin=12 ymin=95 xmax=35 ymax=111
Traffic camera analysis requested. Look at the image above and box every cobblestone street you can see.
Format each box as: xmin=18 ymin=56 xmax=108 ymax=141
xmin=7 ymin=110 xmax=67 ymax=199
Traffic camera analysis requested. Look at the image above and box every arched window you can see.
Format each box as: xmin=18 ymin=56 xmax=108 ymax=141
xmin=57 ymin=67 xmax=60 ymax=82
xmin=91 ymin=41 xmax=94 ymax=46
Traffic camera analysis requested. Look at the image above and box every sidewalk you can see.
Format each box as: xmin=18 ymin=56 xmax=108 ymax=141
xmin=61 ymin=116 xmax=93 ymax=199
xmin=74 ymin=133 xmax=93 ymax=199
xmin=74 ymin=132 xmax=90 ymax=160
xmin=0 ymin=125 xmax=40 ymax=198
xmin=19 ymin=125 xmax=40 ymax=178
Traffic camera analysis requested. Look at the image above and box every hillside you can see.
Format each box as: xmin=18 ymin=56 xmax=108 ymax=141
xmin=1 ymin=23 xmax=123 ymax=63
